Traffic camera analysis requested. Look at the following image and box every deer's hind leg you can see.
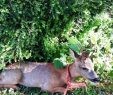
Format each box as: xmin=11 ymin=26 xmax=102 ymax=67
xmin=0 ymin=84 xmax=17 ymax=88
xmin=0 ymin=69 xmax=22 ymax=88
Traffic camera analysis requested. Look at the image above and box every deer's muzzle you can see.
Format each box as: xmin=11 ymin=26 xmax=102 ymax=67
xmin=90 ymin=77 xmax=100 ymax=83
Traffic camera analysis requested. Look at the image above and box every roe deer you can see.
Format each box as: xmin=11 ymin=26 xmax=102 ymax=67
xmin=0 ymin=50 xmax=99 ymax=94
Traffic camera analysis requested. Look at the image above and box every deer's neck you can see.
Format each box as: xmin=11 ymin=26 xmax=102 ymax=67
xmin=69 ymin=61 xmax=81 ymax=78
xmin=60 ymin=61 xmax=81 ymax=82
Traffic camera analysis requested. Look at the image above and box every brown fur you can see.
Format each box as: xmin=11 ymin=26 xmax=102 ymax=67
xmin=0 ymin=51 xmax=99 ymax=94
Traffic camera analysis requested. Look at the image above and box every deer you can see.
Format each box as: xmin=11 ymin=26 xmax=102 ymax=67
xmin=0 ymin=50 xmax=99 ymax=95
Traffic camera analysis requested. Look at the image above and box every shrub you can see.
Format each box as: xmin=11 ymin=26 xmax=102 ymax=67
xmin=0 ymin=0 xmax=112 ymax=69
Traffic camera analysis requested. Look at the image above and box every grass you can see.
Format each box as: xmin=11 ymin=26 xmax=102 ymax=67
xmin=0 ymin=84 xmax=113 ymax=95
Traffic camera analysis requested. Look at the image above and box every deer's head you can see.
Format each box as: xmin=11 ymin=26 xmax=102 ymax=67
xmin=71 ymin=50 xmax=99 ymax=83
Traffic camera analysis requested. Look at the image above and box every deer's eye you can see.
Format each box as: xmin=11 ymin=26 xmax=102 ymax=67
xmin=82 ymin=67 xmax=88 ymax=71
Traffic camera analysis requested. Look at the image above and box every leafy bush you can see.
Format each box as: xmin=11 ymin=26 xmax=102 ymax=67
xmin=0 ymin=0 xmax=112 ymax=67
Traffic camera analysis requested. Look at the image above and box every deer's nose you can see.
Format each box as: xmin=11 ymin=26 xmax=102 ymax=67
xmin=92 ymin=77 xmax=100 ymax=82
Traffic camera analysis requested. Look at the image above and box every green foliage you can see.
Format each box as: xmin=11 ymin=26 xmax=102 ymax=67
xmin=0 ymin=0 xmax=112 ymax=67
xmin=72 ymin=9 xmax=113 ymax=86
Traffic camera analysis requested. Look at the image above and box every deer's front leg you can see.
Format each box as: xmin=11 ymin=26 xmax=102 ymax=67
xmin=51 ymin=87 xmax=65 ymax=93
xmin=69 ymin=82 xmax=86 ymax=90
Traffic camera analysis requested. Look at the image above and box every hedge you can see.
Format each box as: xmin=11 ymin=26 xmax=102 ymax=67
xmin=0 ymin=0 xmax=112 ymax=69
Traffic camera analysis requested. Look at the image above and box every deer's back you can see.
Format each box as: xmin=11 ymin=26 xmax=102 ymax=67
xmin=16 ymin=62 xmax=65 ymax=90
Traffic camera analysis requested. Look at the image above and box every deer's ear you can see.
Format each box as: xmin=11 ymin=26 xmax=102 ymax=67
xmin=70 ymin=49 xmax=80 ymax=58
xmin=81 ymin=51 xmax=90 ymax=58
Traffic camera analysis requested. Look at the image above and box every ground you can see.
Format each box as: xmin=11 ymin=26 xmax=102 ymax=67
xmin=0 ymin=84 xmax=113 ymax=95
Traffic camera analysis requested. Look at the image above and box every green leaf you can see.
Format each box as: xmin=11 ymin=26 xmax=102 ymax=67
xmin=67 ymin=36 xmax=81 ymax=53
xmin=68 ymin=36 xmax=79 ymax=45
xmin=69 ymin=44 xmax=80 ymax=54
xmin=109 ymin=70 xmax=113 ymax=78
xmin=53 ymin=58 xmax=64 ymax=69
